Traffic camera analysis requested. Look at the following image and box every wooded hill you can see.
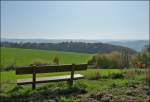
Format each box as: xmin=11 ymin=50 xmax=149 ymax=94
xmin=1 ymin=42 xmax=137 ymax=55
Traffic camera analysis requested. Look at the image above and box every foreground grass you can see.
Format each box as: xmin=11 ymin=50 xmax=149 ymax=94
xmin=0 ymin=68 xmax=148 ymax=102
xmin=1 ymin=47 xmax=92 ymax=67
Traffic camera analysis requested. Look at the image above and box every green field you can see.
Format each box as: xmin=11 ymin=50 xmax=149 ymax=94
xmin=1 ymin=47 xmax=92 ymax=67
xmin=0 ymin=47 xmax=149 ymax=102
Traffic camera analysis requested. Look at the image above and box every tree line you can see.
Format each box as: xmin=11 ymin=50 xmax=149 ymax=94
xmin=1 ymin=42 xmax=136 ymax=54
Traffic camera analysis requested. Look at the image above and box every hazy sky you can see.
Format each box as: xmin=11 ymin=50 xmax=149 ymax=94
xmin=1 ymin=1 xmax=149 ymax=40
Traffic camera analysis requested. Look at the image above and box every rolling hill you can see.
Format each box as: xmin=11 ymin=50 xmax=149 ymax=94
xmin=1 ymin=47 xmax=92 ymax=67
xmin=107 ymin=40 xmax=149 ymax=51
xmin=2 ymin=38 xmax=148 ymax=51
xmin=1 ymin=42 xmax=136 ymax=55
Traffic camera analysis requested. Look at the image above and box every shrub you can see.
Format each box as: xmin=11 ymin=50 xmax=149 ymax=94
xmin=87 ymin=72 xmax=101 ymax=80
xmin=130 ymin=46 xmax=150 ymax=68
xmin=109 ymin=73 xmax=124 ymax=79
xmin=88 ymin=52 xmax=122 ymax=69
xmin=59 ymin=96 xmax=68 ymax=102
xmin=53 ymin=56 xmax=59 ymax=65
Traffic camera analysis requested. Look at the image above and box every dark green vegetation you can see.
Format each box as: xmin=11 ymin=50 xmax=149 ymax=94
xmin=1 ymin=68 xmax=149 ymax=102
xmin=2 ymin=38 xmax=149 ymax=51
xmin=1 ymin=42 xmax=136 ymax=54
xmin=1 ymin=47 xmax=91 ymax=69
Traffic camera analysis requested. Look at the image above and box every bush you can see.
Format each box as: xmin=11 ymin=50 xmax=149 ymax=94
xmin=88 ymin=52 xmax=122 ymax=69
xmin=130 ymin=46 xmax=150 ymax=68
xmin=87 ymin=72 xmax=101 ymax=80
xmin=59 ymin=96 xmax=68 ymax=102
xmin=53 ymin=56 xmax=59 ymax=65
xmin=109 ymin=73 xmax=124 ymax=79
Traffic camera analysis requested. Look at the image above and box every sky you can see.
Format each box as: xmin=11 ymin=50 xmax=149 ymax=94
xmin=1 ymin=1 xmax=149 ymax=40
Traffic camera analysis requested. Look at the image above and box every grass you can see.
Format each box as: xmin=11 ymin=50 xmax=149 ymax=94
xmin=0 ymin=69 xmax=146 ymax=95
xmin=0 ymin=47 xmax=148 ymax=101
xmin=1 ymin=47 xmax=92 ymax=67
xmin=0 ymin=68 xmax=147 ymax=102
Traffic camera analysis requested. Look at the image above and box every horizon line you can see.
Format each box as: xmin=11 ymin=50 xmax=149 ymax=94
xmin=1 ymin=37 xmax=149 ymax=41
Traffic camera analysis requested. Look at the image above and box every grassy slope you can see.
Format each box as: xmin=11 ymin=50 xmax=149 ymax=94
xmin=1 ymin=47 xmax=92 ymax=67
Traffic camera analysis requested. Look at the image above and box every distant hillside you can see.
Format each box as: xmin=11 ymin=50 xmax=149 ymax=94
xmin=1 ymin=38 xmax=114 ymax=43
xmin=108 ymin=40 xmax=149 ymax=51
xmin=1 ymin=38 xmax=148 ymax=51
xmin=1 ymin=47 xmax=91 ymax=67
xmin=1 ymin=42 xmax=136 ymax=55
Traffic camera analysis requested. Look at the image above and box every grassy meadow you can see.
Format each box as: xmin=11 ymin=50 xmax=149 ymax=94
xmin=1 ymin=47 xmax=92 ymax=67
xmin=0 ymin=47 xmax=149 ymax=102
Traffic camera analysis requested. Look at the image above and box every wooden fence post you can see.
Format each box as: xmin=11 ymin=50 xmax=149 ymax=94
xmin=69 ymin=64 xmax=75 ymax=87
xmin=32 ymin=67 xmax=36 ymax=90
